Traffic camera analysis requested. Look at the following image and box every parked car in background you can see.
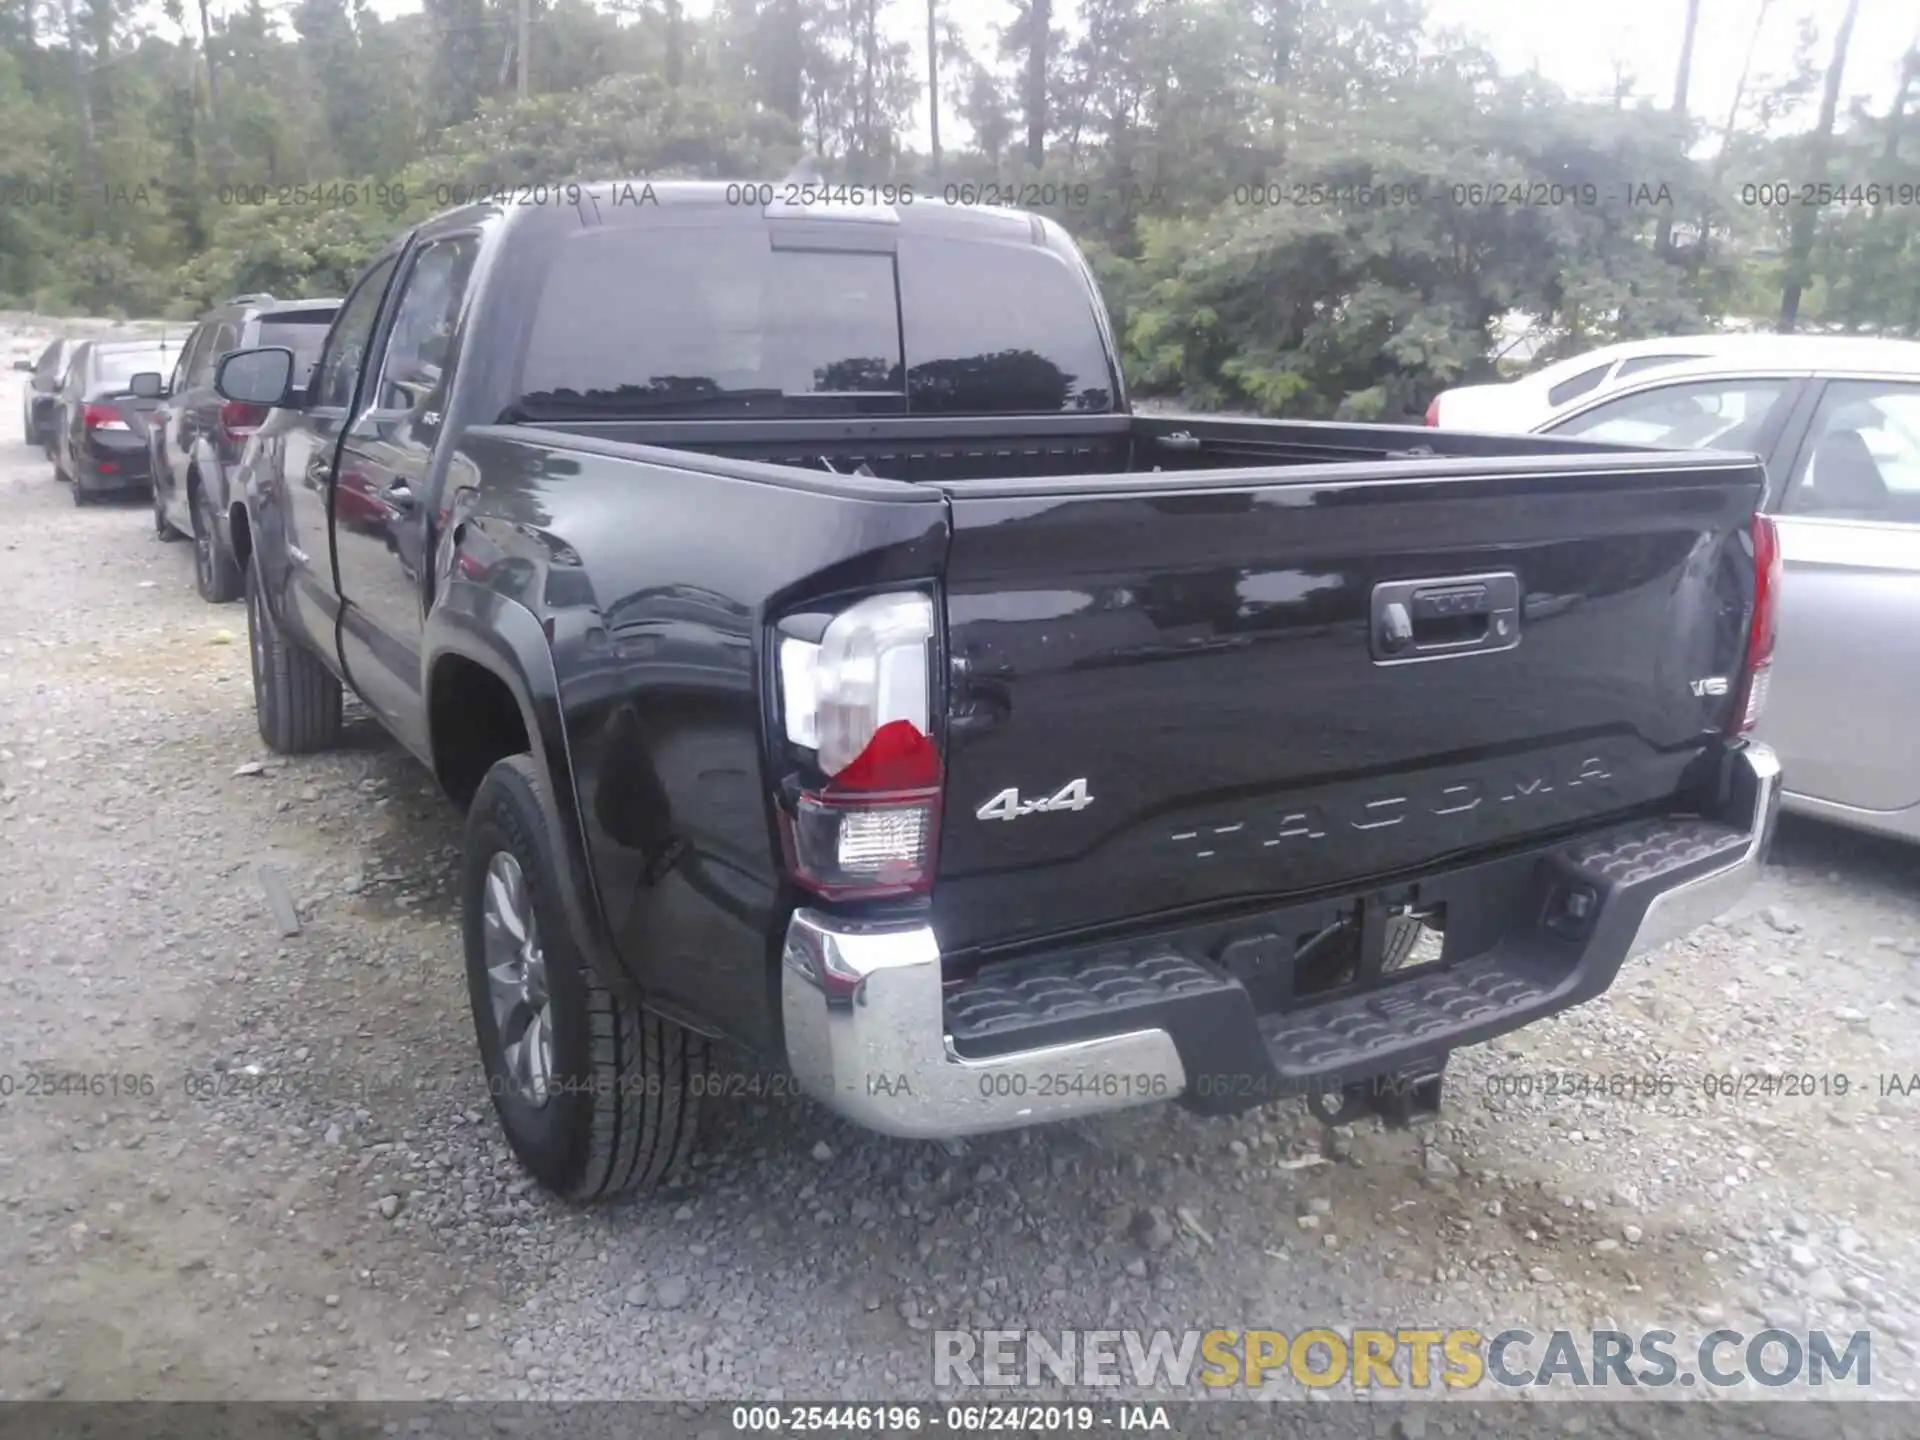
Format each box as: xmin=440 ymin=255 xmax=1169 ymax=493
xmin=18 ymin=336 xmax=75 ymax=455
xmin=1423 ymin=334 xmax=1918 ymax=432
xmin=137 ymin=293 xmax=341 ymax=600
xmin=1525 ymin=341 xmax=1920 ymax=844
xmin=52 ymin=339 xmax=175 ymax=505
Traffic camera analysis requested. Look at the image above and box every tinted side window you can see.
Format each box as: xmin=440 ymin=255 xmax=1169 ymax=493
xmin=34 ymin=339 xmax=65 ymax=384
xmin=314 ymin=259 xmax=397 ymax=410
xmin=169 ymin=325 xmax=208 ymax=393
xmin=1546 ymin=362 xmax=1612 ymax=406
xmin=62 ymin=346 xmax=89 ymax=396
xmin=1615 ymin=353 xmax=1706 ymax=378
xmin=368 ymin=236 xmax=481 ymax=413
xmin=1549 ymin=378 xmax=1791 ymax=450
xmin=517 ymin=218 xmax=903 ymax=417
xmin=897 ymin=235 xmax=1115 ymax=413
xmin=257 ymin=311 xmax=338 ymax=383
xmin=192 ymin=322 xmax=240 ymax=386
xmin=1783 ymin=380 xmax=1920 ymax=522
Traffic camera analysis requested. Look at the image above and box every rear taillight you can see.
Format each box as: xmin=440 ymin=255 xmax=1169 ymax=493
xmin=1732 ymin=513 xmax=1781 ymax=734
xmin=1423 ymin=398 xmax=1440 ymax=427
xmin=220 ymin=400 xmax=267 ymax=441
xmin=776 ymin=592 xmax=941 ymax=899
xmin=82 ymin=403 xmax=128 ymax=431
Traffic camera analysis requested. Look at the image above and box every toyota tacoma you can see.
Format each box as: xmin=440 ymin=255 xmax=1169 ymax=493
xmin=210 ymin=181 xmax=1783 ymax=1198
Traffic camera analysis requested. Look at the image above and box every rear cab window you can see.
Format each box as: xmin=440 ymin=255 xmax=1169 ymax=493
xmin=256 ymin=309 xmax=339 ymax=385
xmin=512 ymin=209 xmax=1117 ymax=420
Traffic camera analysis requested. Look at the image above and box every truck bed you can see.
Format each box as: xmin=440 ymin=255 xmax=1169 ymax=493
xmin=514 ymin=411 xmax=1646 ymax=487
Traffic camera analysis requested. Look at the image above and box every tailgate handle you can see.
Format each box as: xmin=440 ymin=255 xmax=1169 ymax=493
xmin=1371 ymin=572 xmax=1520 ymax=663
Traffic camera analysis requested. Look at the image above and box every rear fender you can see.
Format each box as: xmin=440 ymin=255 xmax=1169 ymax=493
xmin=424 ymin=581 xmax=632 ymax=1002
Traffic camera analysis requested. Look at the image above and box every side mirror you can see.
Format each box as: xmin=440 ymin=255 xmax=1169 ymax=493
xmin=129 ymin=371 xmax=165 ymax=399
xmin=12 ymin=359 xmax=33 ymax=372
xmin=215 ymin=346 xmax=295 ymax=408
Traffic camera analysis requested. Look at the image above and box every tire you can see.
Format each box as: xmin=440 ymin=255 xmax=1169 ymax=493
xmin=153 ymin=484 xmax=184 ymax=541
xmin=463 ymin=755 xmax=706 ymax=1201
xmin=69 ymin=472 xmax=90 ymax=506
xmin=245 ymin=555 xmax=342 ymax=753
xmin=1382 ymin=915 xmax=1423 ymax=970
xmin=191 ymin=480 xmax=241 ymax=600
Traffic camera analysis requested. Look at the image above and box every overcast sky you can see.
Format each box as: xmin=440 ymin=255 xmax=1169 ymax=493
xmin=351 ymin=0 xmax=1917 ymax=151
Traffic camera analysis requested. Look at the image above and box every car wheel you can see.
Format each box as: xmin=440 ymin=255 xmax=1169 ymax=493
xmin=192 ymin=481 xmax=241 ymax=600
xmin=245 ymin=556 xmax=342 ymax=753
xmin=69 ymin=472 xmax=90 ymax=506
xmin=463 ymin=754 xmax=707 ymax=1201
xmin=153 ymin=485 xmax=184 ymax=541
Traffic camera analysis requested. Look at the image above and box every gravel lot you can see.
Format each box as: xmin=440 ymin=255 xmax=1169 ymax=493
xmin=3 ymin=334 xmax=1919 ymax=1409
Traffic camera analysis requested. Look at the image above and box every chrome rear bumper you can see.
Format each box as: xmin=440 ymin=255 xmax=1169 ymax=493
xmin=781 ymin=743 xmax=1780 ymax=1140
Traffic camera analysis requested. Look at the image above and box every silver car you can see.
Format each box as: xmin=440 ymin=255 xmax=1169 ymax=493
xmin=1531 ymin=340 xmax=1920 ymax=843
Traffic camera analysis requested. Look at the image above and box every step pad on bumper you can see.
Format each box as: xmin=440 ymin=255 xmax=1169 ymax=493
xmin=1558 ymin=817 xmax=1747 ymax=886
xmin=1256 ymin=960 xmax=1546 ymax=1076
xmin=947 ymin=950 xmax=1237 ymax=1048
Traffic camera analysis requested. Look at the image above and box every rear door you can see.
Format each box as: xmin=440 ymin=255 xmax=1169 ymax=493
xmin=151 ymin=326 xmax=204 ymax=513
xmin=334 ymin=233 xmax=481 ymax=753
xmin=931 ymin=451 xmax=1767 ymax=954
xmin=1760 ymin=377 xmax=1920 ymax=814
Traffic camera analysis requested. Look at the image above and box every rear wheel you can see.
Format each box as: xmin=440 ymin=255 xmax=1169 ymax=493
xmin=463 ymin=755 xmax=706 ymax=1200
xmin=69 ymin=472 xmax=90 ymax=506
xmin=192 ymin=481 xmax=241 ymax=600
xmin=245 ymin=555 xmax=342 ymax=753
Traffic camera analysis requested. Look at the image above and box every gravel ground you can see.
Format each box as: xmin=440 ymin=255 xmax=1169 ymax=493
xmin=2 ymin=337 xmax=1919 ymax=1411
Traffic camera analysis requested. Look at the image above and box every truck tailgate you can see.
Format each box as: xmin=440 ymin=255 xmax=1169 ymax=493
xmin=932 ymin=453 xmax=1766 ymax=955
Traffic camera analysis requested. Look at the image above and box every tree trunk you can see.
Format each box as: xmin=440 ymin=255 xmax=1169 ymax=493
xmin=664 ymin=0 xmax=682 ymax=87
xmin=1780 ymin=0 xmax=1861 ymax=332
xmin=1024 ymin=0 xmax=1048 ymax=168
xmin=195 ymin=0 xmax=220 ymax=111
xmin=1655 ymin=0 xmax=1700 ymax=259
xmin=926 ymin=0 xmax=940 ymax=175
xmin=60 ymin=0 xmax=98 ymax=204
xmin=864 ymin=0 xmax=879 ymax=166
xmin=1878 ymin=43 xmax=1917 ymax=166
xmin=768 ymin=0 xmax=802 ymax=124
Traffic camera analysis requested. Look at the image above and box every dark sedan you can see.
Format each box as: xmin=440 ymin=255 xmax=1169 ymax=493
xmin=16 ymin=336 xmax=75 ymax=454
xmin=52 ymin=339 xmax=175 ymax=504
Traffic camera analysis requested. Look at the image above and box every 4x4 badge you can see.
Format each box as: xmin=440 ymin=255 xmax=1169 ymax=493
xmin=976 ymin=780 xmax=1094 ymax=822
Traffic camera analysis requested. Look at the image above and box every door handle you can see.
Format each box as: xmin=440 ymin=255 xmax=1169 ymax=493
xmin=1371 ymin=572 xmax=1521 ymax=662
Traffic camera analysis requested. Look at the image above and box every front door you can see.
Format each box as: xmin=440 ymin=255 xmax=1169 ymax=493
xmin=333 ymin=234 xmax=481 ymax=755
xmin=1762 ymin=378 xmax=1920 ymax=815
xmin=279 ymin=257 xmax=397 ymax=652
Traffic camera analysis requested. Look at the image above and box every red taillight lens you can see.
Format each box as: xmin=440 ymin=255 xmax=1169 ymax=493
xmin=1423 ymin=398 xmax=1440 ymax=427
xmin=1733 ymin=513 xmax=1781 ymax=734
xmin=776 ymin=594 xmax=942 ymax=900
xmin=82 ymin=403 xmax=128 ymax=431
xmin=220 ymin=400 xmax=268 ymax=440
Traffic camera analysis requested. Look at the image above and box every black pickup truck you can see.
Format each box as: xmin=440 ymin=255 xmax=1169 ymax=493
xmin=212 ymin=182 xmax=1783 ymax=1200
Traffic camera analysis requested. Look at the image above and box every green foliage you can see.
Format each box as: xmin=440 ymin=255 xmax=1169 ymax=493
xmin=0 ymin=0 xmax=1914 ymax=419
